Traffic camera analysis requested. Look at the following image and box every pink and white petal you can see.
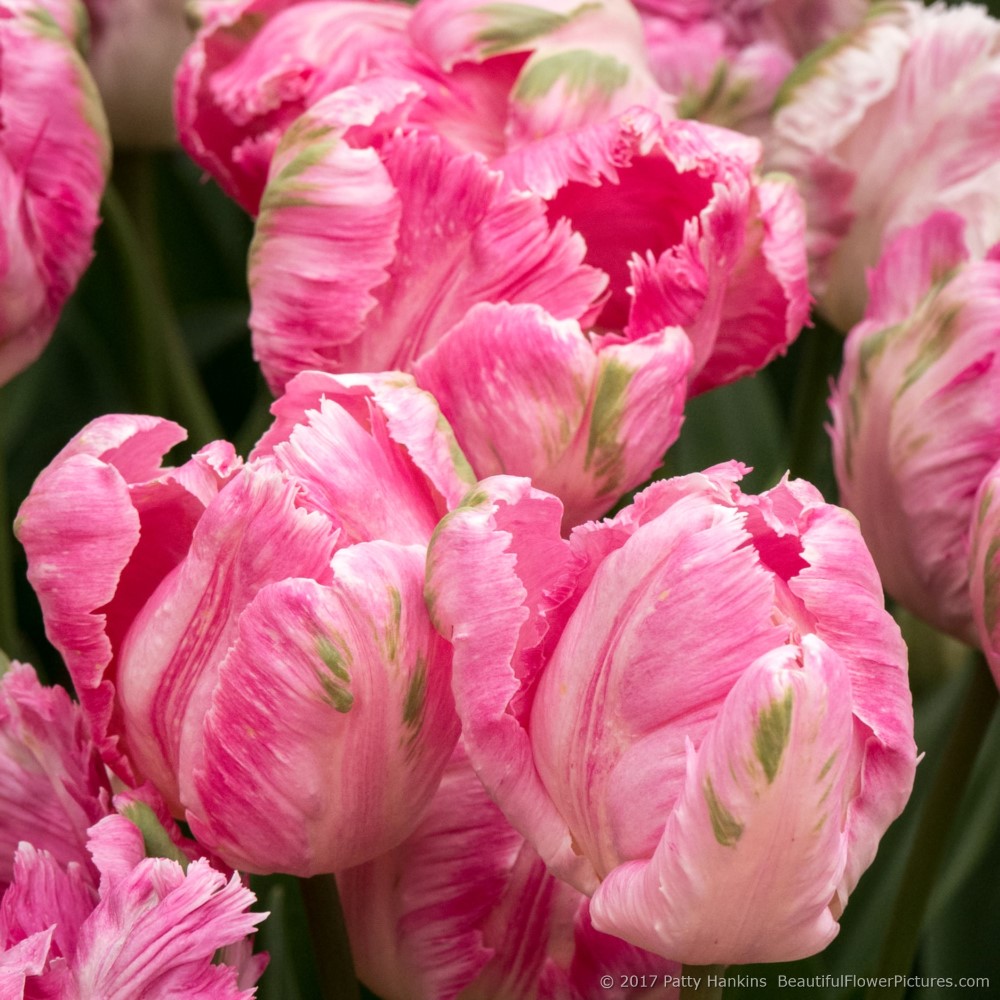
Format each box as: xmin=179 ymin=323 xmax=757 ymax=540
xmin=970 ymin=462 xmax=1000 ymax=686
xmin=116 ymin=464 xmax=339 ymax=812
xmin=175 ymin=0 xmax=421 ymax=213
xmin=692 ymin=174 xmax=809 ymax=394
xmin=0 ymin=844 xmax=95 ymax=962
xmin=68 ymin=856 xmax=263 ymax=999
xmin=591 ymin=636 xmax=854 ymax=965
xmin=0 ymin=927 xmax=54 ymax=997
xmin=790 ymin=501 xmax=915 ymax=901
xmin=338 ymin=744 xmax=525 ymax=1000
xmin=415 ymin=302 xmax=691 ymax=527
xmin=530 ymin=487 xmax=786 ymax=876
xmin=187 ymin=542 xmax=458 ymax=874
xmin=426 ymin=478 xmax=593 ymax=888
xmin=248 ymin=80 xmax=415 ymax=393
xmin=345 ymin=128 xmax=607 ymax=372
xmin=0 ymin=664 xmax=111 ymax=886
xmin=413 ymin=303 xmax=597 ymax=501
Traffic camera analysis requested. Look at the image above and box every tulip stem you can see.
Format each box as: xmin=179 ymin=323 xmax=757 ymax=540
xmin=298 ymin=875 xmax=359 ymax=1000
xmin=786 ymin=320 xmax=843 ymax=484
xmin=868 ymin=655 xmax=998 ymax=1000
xmin=101 ymin=178 xmax=223 ymax=447
xmin=680 ymin=965 xmax=725 ymax=1000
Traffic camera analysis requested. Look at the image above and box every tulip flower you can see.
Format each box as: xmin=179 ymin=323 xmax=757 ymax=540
xmin=16 ymin=371 xmax=469 ymax=874
xmin=0 ymin=662 xmax=267 ymax=995
xmin=338 ymin=743 xmax=680 ymax=1000
xmin=768 ymin=0 xmax=1000 ymax=330
xmin=175 ymin=0 xmax=668 ymax=215
xmin=830 ymin=212 xmax=1000 ymax=644
xmin=426 ymin=463 xmax=916 ymax=964
xmin=0 ymin=0 xmax=110 ymax=385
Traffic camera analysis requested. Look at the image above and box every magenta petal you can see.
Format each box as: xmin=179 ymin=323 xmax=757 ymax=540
xmin=187 ymin=541 xmax=457 ymax=874
xmin=591 ymin=637 xmax=854 ymax=965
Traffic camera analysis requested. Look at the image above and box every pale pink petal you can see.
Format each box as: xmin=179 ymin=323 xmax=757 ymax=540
xmin=248 ymin=79 xmax=414 ymax=392
xmin=187 ymin=542 xmax=457 ymax=874
xmin=68 ymin=856 xmax=264 ymax=999
xmin=116 ymin=463 xmax=339 ymax=812
xmin=0 ymin=664 xmax=111 ymax=887
xmin=426 ymin=477 xmax=596 ymax=891
xmin=15 ymin=417 xmax=239 ymax=781
xmin=251 ymin=372 xmax=475 ymax=516
xmin=529 ymin=480 xmax=786 ymax=879
xmin=591 ymin=637 xmax=853 ymax=965
xmin=338 ymin=745 xmax=524 ymax=1000
xmin=770 ymin=1 xmax=1000 ymax=329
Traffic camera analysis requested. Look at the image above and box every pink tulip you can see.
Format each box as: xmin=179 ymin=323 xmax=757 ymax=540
xmin=830 ymin=212 xmax=1000 ymax=644
xmin=970 ymin=460 xmax=1000 ymax=686
xmin=426 ymin=464 xmax=916 ymax=964
xmin=175 ymin=0 xmax=668 ymax=214
xmin=0 ymin=0 xmax=110 ymax=385
xmin=339 ymin=743 xmax=680 ymax=1000
xmin=768 ymin=0 xmax=1000 ymax=330
xmin=16 ymin=372 xmax=469 ymax=874
xmin=0 ymin=662 xmax=266 ymax=996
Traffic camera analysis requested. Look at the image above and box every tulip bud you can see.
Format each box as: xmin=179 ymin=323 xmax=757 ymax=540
xmin=426 ymin=463 xmax=916 ymax=964
xmin=830 ymin=212 xmax=1000 ymax=643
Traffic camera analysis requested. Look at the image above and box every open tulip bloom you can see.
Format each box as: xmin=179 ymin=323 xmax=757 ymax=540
xmin=426 ymin=463 xmax=916 ymax=966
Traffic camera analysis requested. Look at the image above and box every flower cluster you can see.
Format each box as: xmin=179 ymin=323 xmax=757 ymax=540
xmin=9 ymin=0 xmax=1000 ymax=995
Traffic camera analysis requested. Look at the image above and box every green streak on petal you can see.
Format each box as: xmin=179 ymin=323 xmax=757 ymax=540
xmin=475 ymin=1 xmax=600 ymax=56
xmin=754 ymin=688 xmax=794 ymax=784
xmin=514 ymin=50 xmax=629 ymax=103
xmin=384 ymin=586 xmax=402 ymax=662
xmin=316 ymin=636 xmax=354 ymax=713
xmin=458 ymin=488 xmax=491 ymax=509
xmin=120 ymin=801 xmax=190 ymax=871
xmin=977 ymin=484 xmax=995 ymax=527
xmin=818 ymin=751 xmax=837 ymax=782
xmin=585 ymin=357 xmax=633 ymax=483
xmin=896 ymin=301 xmax=962 ymax=398
xmin=704 ymin=777 xmax=743 ymax=847
xmin=403 ymin=656 xmax=427 ymax=730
